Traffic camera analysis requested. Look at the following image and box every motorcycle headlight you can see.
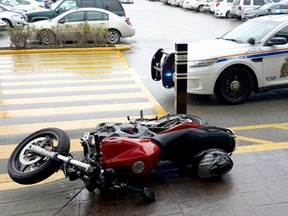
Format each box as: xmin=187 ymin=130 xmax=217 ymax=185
xmin=189 ymin=58 xmax=217 ymax=68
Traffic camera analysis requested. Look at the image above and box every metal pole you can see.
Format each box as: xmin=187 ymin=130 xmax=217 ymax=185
xmin=174 ymin=43 xmax=188 ymax=114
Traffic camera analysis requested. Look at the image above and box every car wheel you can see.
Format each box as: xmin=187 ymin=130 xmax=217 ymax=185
xmin=2 ymin=19 xmax=12 ymax=28
xmin=107 ymin=29 xmax=121 ymax=44
xmin=38 ymin=29 xmax=56 ymax=45
xmin=214 ymin=67 xmax=253 ymax=105
xmin=197 ymin=5 xmax=204 ymax=12
xmin=225 ymin=11 xmax=231 ymax=18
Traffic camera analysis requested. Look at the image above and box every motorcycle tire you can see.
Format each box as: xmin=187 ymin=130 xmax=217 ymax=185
xmin=156 ymin=114 xmax=208 ymax=126
xmin=7 ymin=128 xmax=70 ymax=185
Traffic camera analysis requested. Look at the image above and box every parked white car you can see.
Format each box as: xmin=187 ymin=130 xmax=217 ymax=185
xmin=0 ymin=0 xmax=40 ymax=11
xmin=26 ymin=7 xmax=135 ymax=45
xmin=190 ymin=0 xmax=214 ymax=12
xmin=182 ymin=0 xmax=193 ymax=9
xmin=230 ymin=0 xmax=273 ymax=19
xmin=152 ymin=15 xmax=288 ymax=104
xmin=168 ymin=0 xmax=183 ymax=6
xmin=214 ymin=0 xmax=234 ymax=18
xmin=0 ymin=3 xmax=26 ymax=18
xmin=0 ymin=9 xmax=25 ymax=27
xmin=207 ymin=0 xmax=217 ymax=13
xmin=16 ymin=0 xmax=45 ymax=9
xmin=0 ymin=18 xmax=8 ymax=30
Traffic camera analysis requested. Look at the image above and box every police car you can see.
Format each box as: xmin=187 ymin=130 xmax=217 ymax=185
xmin=151 ymin=15 xmax=288 ymax=105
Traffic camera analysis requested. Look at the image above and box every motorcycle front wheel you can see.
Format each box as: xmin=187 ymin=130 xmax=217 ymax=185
xmin=7 ymin=128 xmax=70 ymax=185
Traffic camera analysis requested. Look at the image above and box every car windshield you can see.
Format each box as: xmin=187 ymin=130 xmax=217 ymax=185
xmin=221 ymin=19 xmax=280 ymax=43
xmin=8 ymin=0 xmax=20 ymax=5
xmin=0 ymin=0 xmax=19 ymax=6
xmin=50 ymin=0 xmax=63 ymax=10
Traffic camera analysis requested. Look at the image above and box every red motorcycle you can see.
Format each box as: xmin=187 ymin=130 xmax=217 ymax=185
xmin=7 ymin=112 xmax=238 ymax=201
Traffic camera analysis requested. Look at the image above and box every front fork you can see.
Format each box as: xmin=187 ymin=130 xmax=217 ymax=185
xmin=28 ymin=145 xmax=157 ymax=201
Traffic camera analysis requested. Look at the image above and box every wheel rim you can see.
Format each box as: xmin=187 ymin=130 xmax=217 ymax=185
xmin=40 ymin=30 xmax=55 ymax=45
xmin=226 ymin=11 xmax=231 ymax=18
xmin=3 ymin=20 xmax=12 ymax=28
xmin=108 ymin=31 xmax=119 ymax=44
xmin=223 ymin=74 xmax=246 ymax=98
xmin=15 ymin=135 xmax=58 ymax=173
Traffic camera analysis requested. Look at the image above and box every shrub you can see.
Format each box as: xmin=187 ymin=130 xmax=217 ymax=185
xmin=7 ymin=26 xmax=34 ymax=49
xmin=74 ymin=22 xmax=109 ymax=47
xmin=7 ymin=23 xmax=110 ymax=49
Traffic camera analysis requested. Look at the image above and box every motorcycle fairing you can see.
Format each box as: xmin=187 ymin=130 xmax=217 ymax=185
xmin=151 ymin=127 xmax=236 ymax=164
xmin=100 ymin=137 xmax=161 ymax=176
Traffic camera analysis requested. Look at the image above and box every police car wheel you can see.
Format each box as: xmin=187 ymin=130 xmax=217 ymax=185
xmin=214 ymin=67 xmax=253 ymax=105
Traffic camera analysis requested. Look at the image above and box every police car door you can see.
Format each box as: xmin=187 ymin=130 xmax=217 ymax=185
xmin=263 ymin=25 xmax=288 ymax=87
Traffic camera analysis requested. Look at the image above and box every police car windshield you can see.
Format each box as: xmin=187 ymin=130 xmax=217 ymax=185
xmin=221 ymin=19 xmax=280 ymax=43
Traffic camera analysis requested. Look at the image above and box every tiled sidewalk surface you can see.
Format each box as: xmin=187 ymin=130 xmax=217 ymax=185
xmin=57 ymin=150 xmax=288 ymax=216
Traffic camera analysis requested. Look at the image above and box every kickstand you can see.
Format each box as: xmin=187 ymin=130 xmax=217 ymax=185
xmin=117 ymin=183 xmax=157 ymax=202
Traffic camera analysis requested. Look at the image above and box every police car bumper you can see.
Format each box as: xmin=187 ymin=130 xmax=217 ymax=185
xmin=186 ymin=67 xmax=218 ymax=95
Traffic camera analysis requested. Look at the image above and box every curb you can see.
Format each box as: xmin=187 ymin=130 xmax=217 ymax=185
xmin=0 ymin=44 xmax=131 ymax=55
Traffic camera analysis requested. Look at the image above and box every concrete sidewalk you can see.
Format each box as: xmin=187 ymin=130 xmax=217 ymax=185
xmin=54 ymin=150 xmax=288 ymax=216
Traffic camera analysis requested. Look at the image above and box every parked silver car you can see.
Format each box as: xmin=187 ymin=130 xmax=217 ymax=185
xmin=243 ymin=2 xmax=288 ymax=19
xmin=0 ymin=18 xmax=8 ymax=30
xmin=0 ymin=9 xmax=25 ymax=27
xmin=230 ymin=0 xmax=273 ymax=19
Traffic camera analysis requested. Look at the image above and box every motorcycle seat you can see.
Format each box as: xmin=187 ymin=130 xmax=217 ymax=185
xmin=150 ymin=127 xmax=236 ymax=163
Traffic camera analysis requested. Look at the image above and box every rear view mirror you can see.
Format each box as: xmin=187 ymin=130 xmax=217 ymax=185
xmin=266 ymin=37 xmax=287 ymax=46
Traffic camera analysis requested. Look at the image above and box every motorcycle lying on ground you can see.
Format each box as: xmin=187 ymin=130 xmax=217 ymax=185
xmin=7 ymin=112 xmax=238 ymax=201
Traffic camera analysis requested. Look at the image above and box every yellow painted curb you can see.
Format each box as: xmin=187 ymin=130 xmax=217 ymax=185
xmin=0 ymin=44 xmax=131 ymax=55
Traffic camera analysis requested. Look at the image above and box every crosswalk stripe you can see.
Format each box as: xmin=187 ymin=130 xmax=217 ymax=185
xmin=0 ymin=115 xmax=157 ymax=136
xmin=0 ymin=102 xmax=154 ymax=118
xmin=1 ymin=84 xmax=138 ymax=95
xmin=1 ymin=92 xmax=145 ymax=105
xmin=0 ymin=71 xmax=130 ymax=79
xmin=1 ymin=77 xmax=134 ymax=87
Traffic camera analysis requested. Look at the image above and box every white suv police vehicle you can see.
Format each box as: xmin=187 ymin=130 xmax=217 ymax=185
xmin=152 ymin=15 xmax=288 ymax=105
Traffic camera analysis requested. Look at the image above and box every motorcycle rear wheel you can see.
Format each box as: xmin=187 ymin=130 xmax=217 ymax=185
xmin=7 ymin=128 xmax=70 ymax=184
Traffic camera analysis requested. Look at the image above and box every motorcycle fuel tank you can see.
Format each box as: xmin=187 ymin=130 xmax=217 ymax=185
xmin=100 ymin=137 xmax=161 ymax=176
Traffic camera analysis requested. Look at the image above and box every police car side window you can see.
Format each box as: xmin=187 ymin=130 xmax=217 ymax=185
xmin=275 ymin=26 xmax=288 ymax=42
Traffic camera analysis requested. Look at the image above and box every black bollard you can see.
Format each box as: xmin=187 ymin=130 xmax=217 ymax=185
xmin=174 ymin=43 xmax=188 ymax=114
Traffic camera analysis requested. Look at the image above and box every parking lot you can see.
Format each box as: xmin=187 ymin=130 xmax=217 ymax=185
xmin=1 ymin=0 xmax=288 ymax=215
xmin=0 ymin=46 xmax=288 ymax=216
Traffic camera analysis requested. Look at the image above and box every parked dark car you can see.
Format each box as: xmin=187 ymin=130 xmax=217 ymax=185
xmin=243 ymin=2 xmax=288 ymax=19
xmin=25 ymin=0 xmax=126 ymax=22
